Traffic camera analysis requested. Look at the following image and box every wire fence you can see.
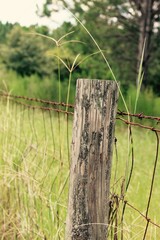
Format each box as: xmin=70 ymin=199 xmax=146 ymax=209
xmin=110 ymin=109 xmax=160 ymax=239
xmin=0 ymin=93 xmax=160 ymax=239
xmin=0 ymin=93 xmax=73 ymax=239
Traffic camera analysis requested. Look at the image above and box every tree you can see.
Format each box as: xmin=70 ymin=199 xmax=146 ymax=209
xmin=148 ymin=27 xmax=160 ymax=94
xmin=42 ymin=0 xmax=160 ymax=88
xmin=0 ymin=21 xmax=15 ymax=43
xmin=1 ymin=26 xmax=54 ymax=77
xmin=129 ymin=0 xmax=160 ymax=86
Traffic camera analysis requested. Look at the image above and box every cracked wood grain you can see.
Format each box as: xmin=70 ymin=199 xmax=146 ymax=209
xmin=65 ymin=79 xmax=118 ymax=240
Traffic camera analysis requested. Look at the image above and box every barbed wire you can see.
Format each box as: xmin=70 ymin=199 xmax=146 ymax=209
xmin=0 ymin=93 xmax=75 ymax=109
xmin=1 ymin=93 xmax=160 ymax=121
xmin=117 ymin=110 xmax=160 ymax=122
xmin=117 ymin=117 xmax=160 ymax=133
xmin=111 ymin=123 xmax=160 ymax=239
xmin=12 ymin=99 xmax=74 ymax=115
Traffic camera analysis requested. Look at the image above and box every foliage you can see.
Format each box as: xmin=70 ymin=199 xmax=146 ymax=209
xmin=0 ymin=67 xmax=76 ymax=104
xmin=118 ymin=85 xmax=160 ymax=116
xmin=0 ymin=21 xmax=15 ymax=43
xmin=148 ymin=27 xmax=160 ymax=95
xmin=43 ymin=0 xmax=160 ymax=89
xmin=1 ymin=26 xmax=54 ymax=77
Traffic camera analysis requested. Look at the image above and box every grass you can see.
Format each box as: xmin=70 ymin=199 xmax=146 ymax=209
xmin=0 ymin=96 xmax=160 ymax=239
xmin=111 ymin=124 xmax=160 ymax=239
xmin=0 ymin=98 xmax=72 ymax=239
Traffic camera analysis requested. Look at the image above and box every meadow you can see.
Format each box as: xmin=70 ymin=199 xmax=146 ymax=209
xmin=0 ymin=95 xmax=160 ymax=239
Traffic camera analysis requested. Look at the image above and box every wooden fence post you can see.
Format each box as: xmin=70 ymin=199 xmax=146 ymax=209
xmin=65 ymin=79 xmax=118 ymax=240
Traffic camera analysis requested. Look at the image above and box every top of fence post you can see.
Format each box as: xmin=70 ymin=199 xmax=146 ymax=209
xmin=65 ymin=79 xmax=119 ymax=240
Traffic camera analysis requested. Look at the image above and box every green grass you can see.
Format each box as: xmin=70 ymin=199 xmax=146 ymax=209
xmin=0 ymin=97 xmax=160 ymax=239
xmin=111 ymin=123 xmax=160 ymax=239
xmin=0 ymin=98 xmax=72 ymax=239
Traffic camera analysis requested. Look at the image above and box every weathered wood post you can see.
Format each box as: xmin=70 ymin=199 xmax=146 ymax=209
xmin=65 ymin=79 xmax=118 ymax=240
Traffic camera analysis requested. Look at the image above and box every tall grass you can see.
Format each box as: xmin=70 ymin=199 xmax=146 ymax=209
xmin=0 ymin=99 xmax=72 ymax=239
xmin=0 ymin=97 xmax=160 ymax=239
xmin=0 ymin=67 xmax=76 ymax=104
xmin=118 ymin=85 xmax=160 ymax=116
xmin=111 ymin=124 xmax=160 ymax=239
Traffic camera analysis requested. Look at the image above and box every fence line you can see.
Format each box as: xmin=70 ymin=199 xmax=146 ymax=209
xmin=117 ymin=110 xmax=160 ymax=122
xmin=0 ymin=92 xmax=160 ymax=239
xmin=1 ymin=92 xmax=160 ymax=121
xmin=117 ymin=117 xmax=160 ymax=133
xmin=0 ymin=92 xmax=75 ymax=108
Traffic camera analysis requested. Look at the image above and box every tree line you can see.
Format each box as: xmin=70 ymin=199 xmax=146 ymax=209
xmin=0 ymin=0 xmax=160 ymax=95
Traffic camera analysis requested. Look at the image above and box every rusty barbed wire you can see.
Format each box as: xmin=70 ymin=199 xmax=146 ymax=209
xmin=1 ymin=93 xmax=160 ymax=121
xmin=110 ymin=129 xmax=160 ymax=239
xmin=117 ymin=110 xmax=160 ymax=122
xmin=117 ymin=117 xmax=160 ymax=133
xmin=8 ymin=98 xmax=74 ymax=115
xmin=0 ymin=93 xmax=75 ymax=109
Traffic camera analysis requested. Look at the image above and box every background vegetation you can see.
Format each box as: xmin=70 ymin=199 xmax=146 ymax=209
xmin=0 ymin=0 xmax=160 ymax=114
